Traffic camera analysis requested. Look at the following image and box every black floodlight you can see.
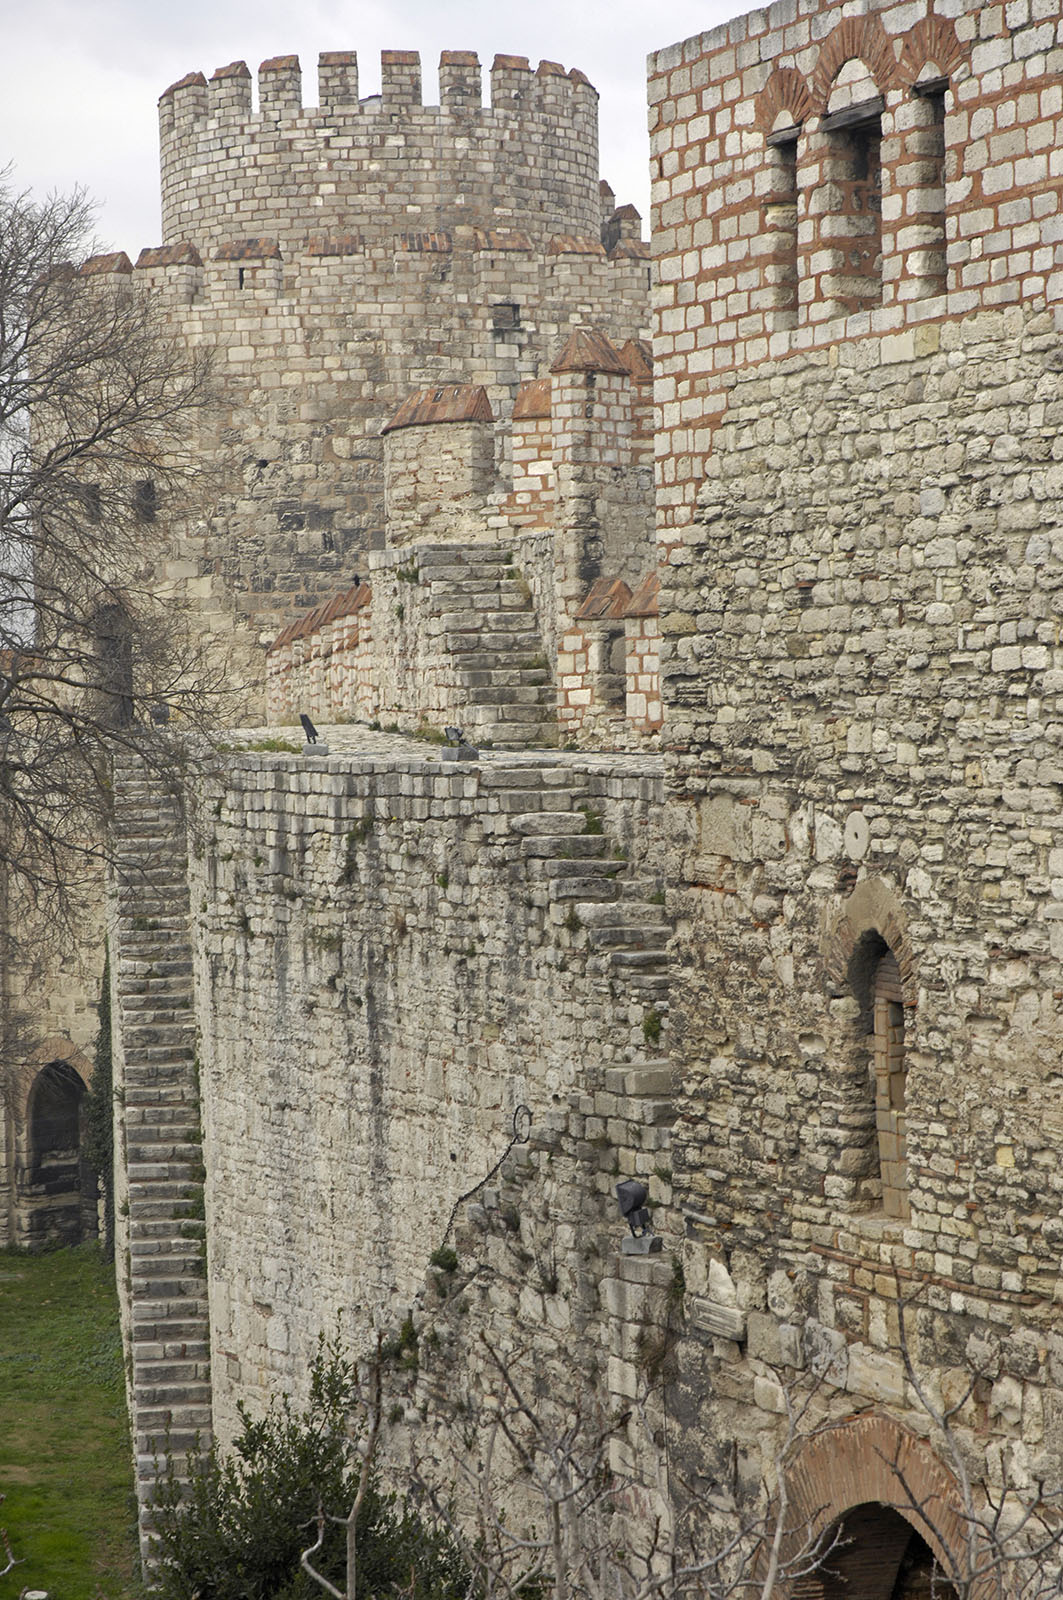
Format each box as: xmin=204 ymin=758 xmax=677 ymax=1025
xmin=616 ymin=1178 xmax=653 ymax=1238
xmin=444 ymin=725 xmax=465 ymax=745
xmin=300 ymin=713 xmax=319 ymax=744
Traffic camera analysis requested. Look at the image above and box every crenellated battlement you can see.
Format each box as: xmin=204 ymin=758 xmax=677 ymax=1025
xmin=159 ymin=49 xmax=603 ymax=253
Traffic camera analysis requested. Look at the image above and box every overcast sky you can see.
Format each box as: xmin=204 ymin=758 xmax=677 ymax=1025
xmin=0 ymin=1 xmax=742 ymax=257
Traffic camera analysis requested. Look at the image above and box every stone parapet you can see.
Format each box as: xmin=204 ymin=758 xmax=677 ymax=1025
xmin=159 ymin=49 xmax=603 ymax=254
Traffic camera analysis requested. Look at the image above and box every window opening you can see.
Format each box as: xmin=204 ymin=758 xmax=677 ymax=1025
xmin=764 ymin=123 xmax=799 ymax=329
xmin=28 ymin=1060 xmax=84 ymax=1188
xmin=820 ymin=60 xmax=883 ymax=316
xmin=905 ymin=77 xmax=947 ymax=300
xmin=490 ymin=301 xmax=521 ymax=333
xmin=816 ymin=1504 xmax=958 ymax=1600
xmin=134 ymin=479 xmax=157 ymax=523
xmin=873 ymin=949 xmax=908 ymax=1218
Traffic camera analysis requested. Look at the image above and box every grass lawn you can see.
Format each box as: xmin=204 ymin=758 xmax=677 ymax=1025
xmin=0 ymin=1243 xmax=141 ymax=1600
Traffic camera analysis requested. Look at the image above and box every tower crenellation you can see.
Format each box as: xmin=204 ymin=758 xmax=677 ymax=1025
xmin=159 ymin=50 xmax=602 ymax=254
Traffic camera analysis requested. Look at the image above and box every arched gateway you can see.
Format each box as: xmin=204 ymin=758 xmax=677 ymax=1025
xmin=18 ymin=1049 xmax=96 ymax=1248
xmin=781 ymin=1415 xmax=973 ymax=1599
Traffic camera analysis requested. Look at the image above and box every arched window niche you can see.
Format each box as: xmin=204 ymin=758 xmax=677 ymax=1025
xmin=820 ymin=57 xmax=884 ymax=317
xmin=848 ymin=929 xmax=910 ymax=1220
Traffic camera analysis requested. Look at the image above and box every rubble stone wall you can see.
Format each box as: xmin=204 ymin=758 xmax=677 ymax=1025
xmin=183 ymin=742 xmax=673 ymax=1448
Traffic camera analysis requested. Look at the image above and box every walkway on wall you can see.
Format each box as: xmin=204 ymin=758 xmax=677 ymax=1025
xmin=111 ymin=754 xmax=211 ymax=1564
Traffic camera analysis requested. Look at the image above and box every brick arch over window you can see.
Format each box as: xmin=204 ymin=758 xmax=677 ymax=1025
xmin=755 ymin=66 xmax=813 ymax=135
xmin=811 ymin=16 xmax=897 ymax=112
xmin=898 ymin=15 xmax=966 ymax=89
xmin=823 ymin=877 xmax=916 ymax=1010
xmin=778 ymin=1414 xmax=977 ymax=1595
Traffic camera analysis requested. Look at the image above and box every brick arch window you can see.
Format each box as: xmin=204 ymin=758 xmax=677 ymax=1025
xmin=872 ymin=946 xmax=908 ymax=1218
xmin=758 ymin=69 xmax=812 ymax=331
xmin=819 ymin=57 xmax=884 ymax=317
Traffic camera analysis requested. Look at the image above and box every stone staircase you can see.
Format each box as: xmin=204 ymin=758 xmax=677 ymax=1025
xmin=112 ymin=754 xmax=211 ymax=1564
xmin=479 ymin=758 xmax=676 ymax=1229
xmin=417 ymin=544 xmax=556 ymax=748
xmin=483 ymin=759 xmax=672 ymax=1042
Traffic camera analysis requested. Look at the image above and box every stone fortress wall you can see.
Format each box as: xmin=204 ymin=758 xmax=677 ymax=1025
xmin=265 ymin=331 xmax=662 ymax=750
xmin=158 ymin=52 xmax=602 ymax=249
xmin=77 ymin=0 xmax=1063 ymax=1583
xmin=110 ymin=735 xmax=678 ymax=1556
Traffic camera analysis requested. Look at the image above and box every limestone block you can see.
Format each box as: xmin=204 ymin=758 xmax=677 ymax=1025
xmin=845 ymin=1344 xmax=905 ymax=1407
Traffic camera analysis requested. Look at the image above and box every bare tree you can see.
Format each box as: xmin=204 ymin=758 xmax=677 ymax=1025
xmin=0 ymin=173 xmax=230 ymax=1022
xmin=300 ymin=1334 xmax=386 ymax=1600
xmin=884 ymin=1282 xmax=1063 ymax=1600
xmin=404 ymin=1329 xmax=836 ymax=1600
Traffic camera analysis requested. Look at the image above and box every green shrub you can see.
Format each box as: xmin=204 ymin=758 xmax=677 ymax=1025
xmin=150 ymin=1337 xmax=466 ymax=1600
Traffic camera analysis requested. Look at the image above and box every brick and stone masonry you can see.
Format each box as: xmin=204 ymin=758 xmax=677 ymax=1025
xmin=648 ymin=0 xmax=1063 ymax=1562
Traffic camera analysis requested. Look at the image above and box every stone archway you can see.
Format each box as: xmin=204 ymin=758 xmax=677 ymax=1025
xmin=779 ymin=1414 xmax=976 ymax=1598
xmin=18 ymin=1050 xmax=96 ymax=1248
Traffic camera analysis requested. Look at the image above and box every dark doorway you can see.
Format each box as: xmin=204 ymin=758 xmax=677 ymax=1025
xmin=804 ymin=1502 xmax=959 ymax=1600
xmin=22 ymin=1060 xmax=96 ymax=1248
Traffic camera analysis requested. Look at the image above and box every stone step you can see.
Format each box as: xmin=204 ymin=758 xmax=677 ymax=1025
xmin=541 ymin=858 xmax=625 ymax=879
xmin=132 ymin=1340 xmax=211 ymax=1364
xmin=128 ymin=1160 xmax=205 ymax=1183
xmin=131 ymin=1220 xmax=205 ymax=1243
xmin=458 ymin=668 xmax=550 ymax=689
xmin=133 ymin=1377 xmax=212 ymax=1405
xmin=122 ymin=1045 xmax=198 ymax=1067
xmin=131 ymin=1314 xmax=210 ymax=1340
xmin=430 ymin=586 xmax=526 ymax=609
xmin=610 ymin=971 xmax=671 ymax=997
xmin=547 ymin=876 xmax=621 ymax=901
xmin=124 ymin=1109 xmax=201 ymax=1131
xmin=123 ymin=1082 xmax=198 ymax=1105
xmin=522 ymin=835 xmax=608 ymax=859
xmin=466 ymin=702 xmax=549 ymax=723
xmin=135 ymin=1403 xmax=213 ymax=1434
xmin=509 ymin=812 xmax=589 ymax=835
xmin=129 ymin=1275 xmax=207 ymax=1301
xmin=588 ymin=926 xmax=671 ymax=950
xmin=464 ymin=684 xmax=553 ymax=707
xmin=457 ymin=653 xmax=548 ymax=672
xmin=575 ymin=900 xmax=667 ymax=926
xmin=445 ymin=629 xmax=541 ymax=653
xmin=439 ymin=608 xmax=533 ymax=631
xmin=127 ymin=1145 xmax=203 ymax=1169
xmin=605 ymin=948 xmax=670 ymax=969
xmin=418 ymin=556 xmax=512 ymax=579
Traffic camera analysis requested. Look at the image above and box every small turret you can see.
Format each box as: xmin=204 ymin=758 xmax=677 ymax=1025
xmin=382 ymin=384 xmax=496 ymax=546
